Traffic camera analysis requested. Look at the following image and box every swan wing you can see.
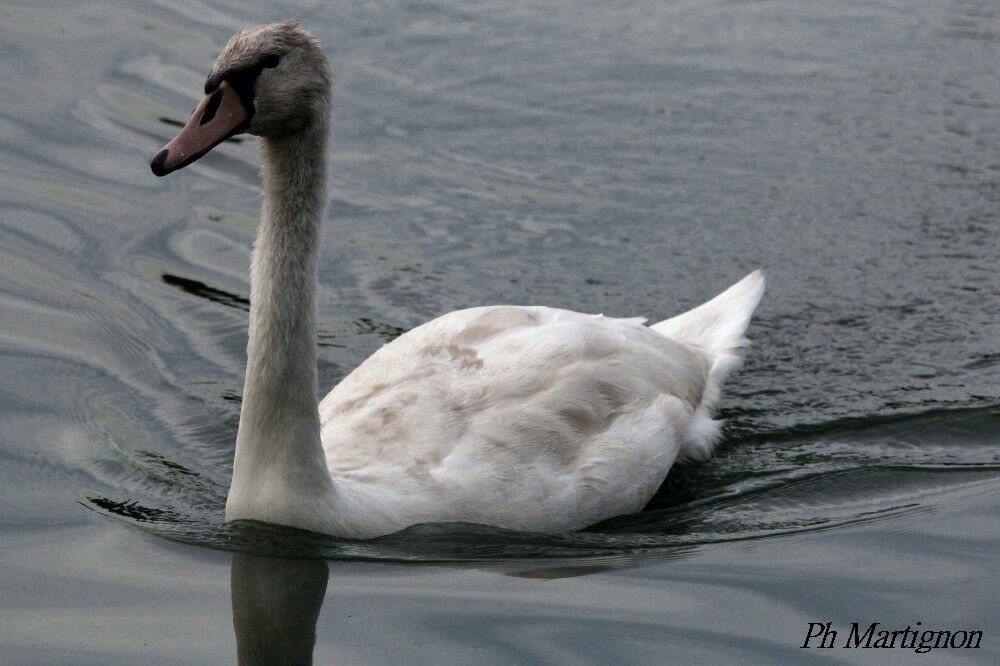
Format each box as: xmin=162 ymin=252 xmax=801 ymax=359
xmin=317 ymin=305 xmax=711 ymax=536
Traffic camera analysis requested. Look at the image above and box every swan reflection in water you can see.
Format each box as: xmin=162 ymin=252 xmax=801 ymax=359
xmin=231 ymin=553 xmax=329 ymax=665
xmin=228 ymin=536 xmax=698 ymax=663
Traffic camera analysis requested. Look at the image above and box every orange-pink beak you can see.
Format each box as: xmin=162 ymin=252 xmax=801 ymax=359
xmin=150 ymin=80 xmax=249 ymax=176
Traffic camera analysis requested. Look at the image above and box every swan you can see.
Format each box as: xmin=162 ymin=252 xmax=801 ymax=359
xmin=150 ymin=21 xmax=764 ymax=539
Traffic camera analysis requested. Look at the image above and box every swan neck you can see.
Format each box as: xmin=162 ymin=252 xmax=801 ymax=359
xmin=247 ymin=124 xmax=326 ymax=415
xmin=230 ymin=120 xmax=333 ymax=513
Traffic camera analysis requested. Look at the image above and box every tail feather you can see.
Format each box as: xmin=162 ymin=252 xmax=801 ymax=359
xmin=651 ymin=270 xmax=765 ymax=356
xmin=651 ymin=270 xmax=765 ymax=460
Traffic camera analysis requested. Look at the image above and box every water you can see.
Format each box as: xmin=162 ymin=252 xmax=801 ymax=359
xmin=1 ymin=0 xmax=998 ymax=662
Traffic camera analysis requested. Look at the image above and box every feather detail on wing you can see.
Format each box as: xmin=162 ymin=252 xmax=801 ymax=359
xmin=317 ymin=305 xmax=711 ymax=534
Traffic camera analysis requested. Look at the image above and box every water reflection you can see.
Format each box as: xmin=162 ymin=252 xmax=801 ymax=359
xmin=231 ymin=553 xmax=329 ymax=665
xmin=227 ymin=544 xmax=685 ymax=664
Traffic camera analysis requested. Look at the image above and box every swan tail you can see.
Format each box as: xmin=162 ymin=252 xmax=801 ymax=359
xmin=651 ymin=270 xmax=765 ymax=356
xmin=651 ymin=270 xmax=765 ymax=460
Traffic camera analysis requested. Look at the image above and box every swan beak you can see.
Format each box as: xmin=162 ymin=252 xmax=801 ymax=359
xmin=150 ymin=80 xmax=249 ymax=177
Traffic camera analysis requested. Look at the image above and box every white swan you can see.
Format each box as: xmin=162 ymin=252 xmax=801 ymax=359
xmin=151 ymin=21 xmax=764 ymax=539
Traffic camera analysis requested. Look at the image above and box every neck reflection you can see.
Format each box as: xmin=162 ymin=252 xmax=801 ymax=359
xmin=231 ymin=553 xmax=329 ymax=665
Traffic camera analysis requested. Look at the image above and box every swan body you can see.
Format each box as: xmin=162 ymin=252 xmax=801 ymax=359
xmin=152 ymin=21 xmax=764 ymax=539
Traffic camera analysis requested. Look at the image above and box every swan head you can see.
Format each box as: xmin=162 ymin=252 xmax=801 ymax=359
xmin=151 ymin=20 xmax=331 ymax=176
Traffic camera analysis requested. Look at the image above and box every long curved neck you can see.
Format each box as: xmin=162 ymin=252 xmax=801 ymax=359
xmin=245 ymin=124 xmax=326 ymax=436
xmin=228 ymin=119 xmax=336 ymax=527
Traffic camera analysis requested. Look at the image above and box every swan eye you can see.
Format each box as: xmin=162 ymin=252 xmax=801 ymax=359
xmin=260 ymin=54 xmax=280 ymax=69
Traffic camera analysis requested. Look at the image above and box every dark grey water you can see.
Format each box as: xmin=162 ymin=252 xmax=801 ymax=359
xmin=1 ymin=0 xmax=998 ymax=662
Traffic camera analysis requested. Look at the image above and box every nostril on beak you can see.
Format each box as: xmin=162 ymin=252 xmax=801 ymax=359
xmin=200 ymin=88 xmax=224 ymax=126
xmin=150 ymin=148 xmax=170 ymax=177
